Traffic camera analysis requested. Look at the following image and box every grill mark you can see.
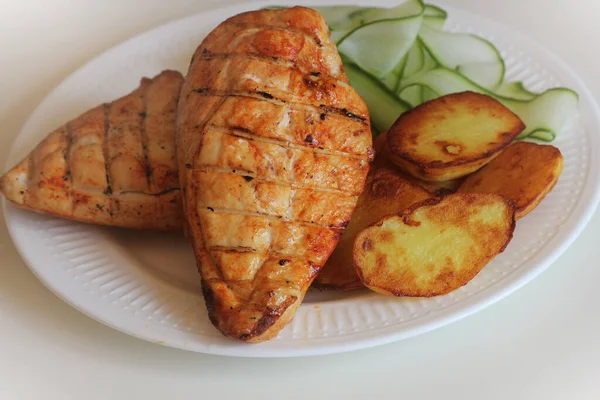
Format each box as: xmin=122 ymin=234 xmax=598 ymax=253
xmin=101 ymin=103 xmax=113 ymax=217
xmin=192 ymin=89 xmax=368 ymax=126
xmin=199 ymin=51 xmax=345 ymax=86
xmin=191 ymin=97 xmax=230 ymax=284
xmin=210 ymin=125 xmax=367 ymax=160
xmin=203 ymin=276 xmax=311 ymax=286
xmin=197 ymin=166 xmax=357 ymax=196
xmin=65 ymin=121 xmax=75 ymax=214
xmin=140 ymin=83 xmax=152 ymax=192
xmin=287 ymin=119 xmax=297 ymax=221
xmin=197 ymin=207 xmax=346 ymax=230
xmin=202 ymin=52 xmax=295 ymax=68
xmin=68 ymin=186 xmax=179 ymax=198
xmin=208 ymin=246 xmax=261 ymax=253
xmin=116 ymin=187 xmax=180 ymax=197
xmin=24 ymin=148 xmax=34 ymax=208
xmin=207 ymin=246 xmax=326 ymax=264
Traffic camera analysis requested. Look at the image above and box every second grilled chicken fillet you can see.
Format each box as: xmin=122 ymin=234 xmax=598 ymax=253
xmin=0 ymin=70 xmax=184 ymax=230
xmin=177 ymin=6 xmax=373 ymax=342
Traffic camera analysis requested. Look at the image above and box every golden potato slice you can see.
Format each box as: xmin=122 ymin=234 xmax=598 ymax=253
xmin=387 ymin=92 xmax=525 ymax=182
xmin=313 ymin=166 xmax=432 ymax=290
xmin=354 ymin=193 xmax=515 ymax=297
xmin=458 ymin=141 xmax=563 ymax=220
xmin=374 ymin=131 xmax=461 ymax=196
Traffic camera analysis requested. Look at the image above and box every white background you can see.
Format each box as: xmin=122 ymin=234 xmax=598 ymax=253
xmin=1 ymin=0 xmax=599 ymax=399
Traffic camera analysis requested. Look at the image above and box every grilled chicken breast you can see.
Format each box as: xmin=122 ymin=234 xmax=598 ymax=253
xmin=177 ymin=7 xmax=373 ymax=342
xmin=1 ymin=70 xmax=184 ymax=230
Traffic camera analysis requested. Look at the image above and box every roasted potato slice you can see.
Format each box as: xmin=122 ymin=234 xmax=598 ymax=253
xmin=458 ymin=141 xmax=563 ymax=219
xmin=313 ymin=166 xmax=432 ymax=290
xmin=374 ymin=131 xmax=461 ymax=196
xmin=354 ymin=193 xmax=515 ymax=297
xmin=387 ymin=92 xmax=525 ymax=181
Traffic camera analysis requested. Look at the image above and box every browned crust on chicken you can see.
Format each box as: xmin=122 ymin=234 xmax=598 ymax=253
xmin=177 ymin=7 xmax=373 ymax=342
xmin=0 ymin=70 xmax=184 ymax=230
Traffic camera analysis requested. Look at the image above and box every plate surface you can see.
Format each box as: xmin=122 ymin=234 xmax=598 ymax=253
xmin=4 ymin=0 xmax=600 ymax=357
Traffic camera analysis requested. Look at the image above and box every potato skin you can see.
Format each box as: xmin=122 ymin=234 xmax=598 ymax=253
xmin=353 ymin=193 xmax=516 ymax=297
xmin=313 ymin=166 xmax=432 ymax=290
xmin=387 ymin=92 xmax=525 ymax=181
xmin=374 ymin=131 xmax=462 ymax=196
xmin=458 ymin=141 xmax=563 ymax=220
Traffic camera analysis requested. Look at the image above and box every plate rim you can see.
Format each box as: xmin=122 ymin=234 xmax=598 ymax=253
xmin=4 ymin=0 xmax=600 ymax=357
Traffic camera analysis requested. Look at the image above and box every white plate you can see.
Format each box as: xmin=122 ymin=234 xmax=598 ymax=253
xmin=4 ymin=0 xmax=600 ymax=357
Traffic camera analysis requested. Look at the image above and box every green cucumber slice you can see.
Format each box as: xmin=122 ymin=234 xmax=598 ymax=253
xmin=418 ymin=23 xmax=505 ymax=89
xmin=334 ymin=0 xmax=424 ymax=78
xmin=420 ymin=39 xmax=439 ymax=72
xmin=421 ymin=85 xmax=439 ymax=103
xmin=526 ymin=130 xmax=556 ymax=142
xmin=510 ymin=88 xmax=579 ymax=139
xmin=423 ymin=4 xmax=447 ymax=29
xmin=402 ymin=42 xmax=425 ymax=79
xmin=398 ymin=84 xmax=423 ymax=107
xmin=397 ymin=39 xmax=438 ymax=92
xmin=344 ymin=62 xmax=411 ymax=132
xmin=457 ymin=62 xmax=504 ymax=91
xmin=400 ymin=67 xmax=579 ymax=138
xmin=316 ymin=1 xmax=424 ymax=44
xmin=381 ymin=55 xmax=408 ymax=93
xmin=495 ymin=81 xmax=538 ymax=101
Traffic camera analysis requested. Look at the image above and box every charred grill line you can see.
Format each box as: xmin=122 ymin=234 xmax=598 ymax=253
xmin=206 ymin=246 xmax=338 ymax=264
xmin=192 ymin=96 xmax=231 ymax=284
xmin=196 ymin=165 xmax=358 ymax=196
xmin=102 ymin=103 xmax=114 ymax=217
xmin=140 ymin=83 xmax=153 ymax=192
xmin=196 ymin=206 xmax=348 ymax=230
xmin=220 ymin=126 xmax=367 ymax=160
xmin=191 ymin=90 xmax=368 ymax=127
xmin=116 ymin=187 xmax=180 ymax=197
xmin=198 ymin=51 xmax=342 ymax=83
xmin=65 ymin=121 xmax=75 ymax=214
xmin=24 ymin=148 xmax=34 ymax=208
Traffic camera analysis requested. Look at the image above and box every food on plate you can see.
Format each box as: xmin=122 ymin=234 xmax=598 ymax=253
xmin=319 ymin=2 xmax=579 ymax=140
xmin=314 ymin=166 xmax=432 ymax=290
xmin=176 ymin=7 xmax=373 ymax=342
xmin=374 ymin=130 xmax=461 ymax=195
xmin=373 ymin=131 xmax=462 ymax=196
xmin=406 ymin=176 xmax=462 ymax=196
xmin=353 ymin=193 xmax=515 ymax=297
xmin=1 ymin=70 xmax=183 ymax=230
xmin=458 ymin=141 xmax=563 ymax=219
xmin=387 ymin=91 xmax=525 ymax=181
xmin=373 ymin=130 xmax=389 ymax=155
xmin=1 ymin=1 xmax=580 ymax=348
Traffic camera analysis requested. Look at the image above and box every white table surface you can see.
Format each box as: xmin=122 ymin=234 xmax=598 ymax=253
xmin=1 ymin=1 xmax=599 ymax=399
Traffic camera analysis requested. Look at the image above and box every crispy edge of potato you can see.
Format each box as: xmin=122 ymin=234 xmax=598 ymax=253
xmin=352 ymin=193 xmax=516 ymax=297
xmin=373 ymin=132 xmax=461 ymax=196
xmin=386 ymin=91 xmax=525 ymax=181
xmin=403 ymin=173 xmax=463 ymax=196
xmin=313 ymin=165 xmax=433 ymax=290
xmin=458 ymin=141 xmax=564 ymax=220
xmin=373 ymin=130 xmax=388 ymax=155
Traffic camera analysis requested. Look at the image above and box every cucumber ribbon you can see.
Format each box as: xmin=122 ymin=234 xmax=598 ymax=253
xmin=315 ymin=1 xmax=578 ymax=141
